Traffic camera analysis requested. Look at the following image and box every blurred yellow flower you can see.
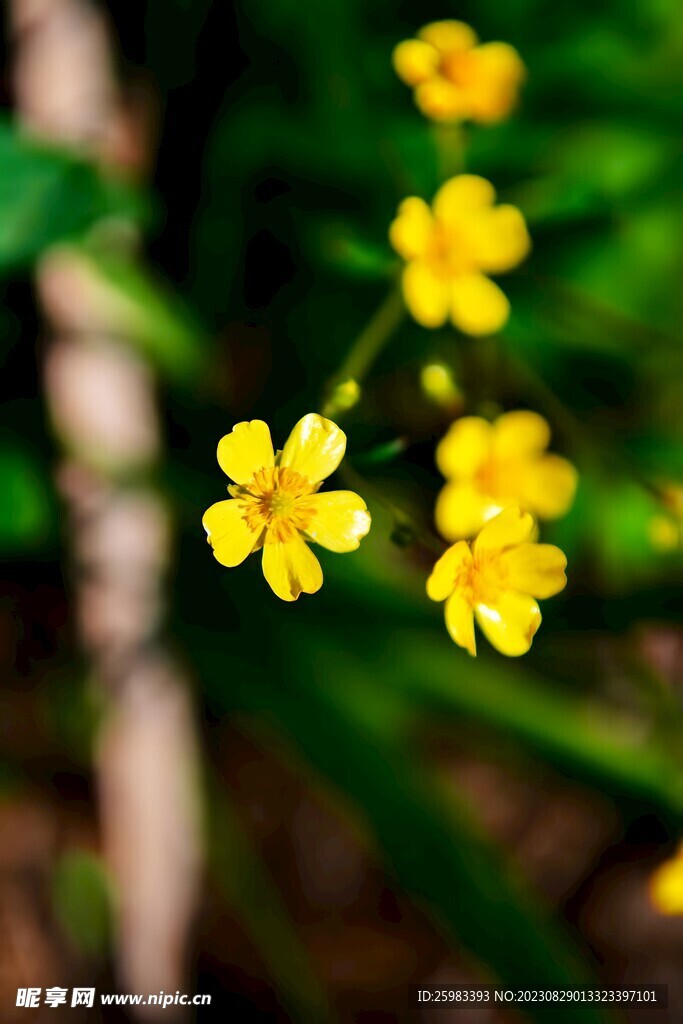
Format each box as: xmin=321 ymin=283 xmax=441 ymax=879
xmin=648 ymin=514 xmax=680 ymax=552
xmin=435 ymin=411 xmax=577 ymax=540
xmin=649 ymin=483 xmax=683 ymax=551
xmin=427 ymin=506 xmax=567 ymax=656
xmin=393 ymin=20 xmax=525 ymax=124
xmin=203 ymin=414 xmax=371 ymax=601
xmin=649 ymin=847 xmax=683 ymax=915
xmin=389 ymin=175 xmax=530 ymax=335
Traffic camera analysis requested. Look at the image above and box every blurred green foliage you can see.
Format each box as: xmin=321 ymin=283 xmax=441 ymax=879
xmin=52 ymin=851 xmax=114 ymax=958
xmin=0 ymin=120 xmax=141 ymax=271
xmin=0 ymin=447 xmax=54 ymax=552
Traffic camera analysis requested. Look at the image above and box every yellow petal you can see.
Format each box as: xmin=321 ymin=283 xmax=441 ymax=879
xmin=475 ymin=591 xmax=541 ymax=656
xmin=217 ymin=420 xmax=274 ymax=484
xmin=445 ymin=592 xmax=476 ymax=655
xmin=389 ymin=197 xmax=434 ymax=260
xmin=262 ymin=533 xmax=323 ymax=601
xmin=418 ymin=20 xmax=478 ymax=54
xmin=450 ymin=273 xmax=510 ymax=336
xmin=650 ymin=855 xmax=683 ymax=915
xmin=471 ymin=205 xmax=531 ymax=274
xmin=436 ymin=416 xmax=492 ymax=479
xmin=301 ymin=490 xmax=371 ymax=552
xmin=415 ymin=79 xmax=469 ymax=122
xmin=519 ymin=454 xmax=578 ymax=519
xmin=426 ymin=540 xmax=472 ymax=601
xmin=435 ymin=482 xmax=500 ymax=540
xmin=492 ymin=410 xmax=551 ymax=457
xmin=202 ymin=499 xmax=260 ymax=567
xmin=467 ymin=43 xmax=526 ymax=123
xmin=476 ymin=42 xmax=526 ymax=85
xmin=474 ymin=506 xmax=535 ymax=555
xmin=500 ymin=543 xmax=567 ymax=598
xmin=392 ymin=39 xmax=440 ymax=86
xmin=280 ymin=413 xmax=346 ymax=483
xmin=433 ymin=174 xmax=496 ymax=224
xmin=402 ymin=261 xmax=450 ymax=327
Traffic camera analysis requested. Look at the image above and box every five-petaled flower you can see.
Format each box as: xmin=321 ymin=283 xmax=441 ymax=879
xmin=393 ymin=20 xmax=525 ymax=124
xmin=203 ymin=414 xmax=371 ymax=601
xmin=427 ymin=506 xmax=567 ymax=656
xmin=435 ymin=411 xmax=577 ymax=540
xmin=389 ymin=174 xmax=530 ymax=335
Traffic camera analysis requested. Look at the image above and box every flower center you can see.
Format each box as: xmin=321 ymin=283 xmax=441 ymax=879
xmin=476 ymin=455 xmax=513 ymax=495
xmin=455 ymin=552 xmax=507 ymax=607
xmin=440 ymin=49 xmax=477 ymax=89
xmin=235 ymin=466 xmax=317 ymax=543
xmin=269 ymin=490 xmax=295 ymax=517
xmin=426 ymin=221 xmax=475 ymax=277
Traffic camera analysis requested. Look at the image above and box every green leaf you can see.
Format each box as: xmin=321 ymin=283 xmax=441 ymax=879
xmin=67 ymin=246 xmax=207 ymax=381
xmin=375 ymin=630 xmax=683 ymax=820
xmin=0 ymin=448 xmax=54 ymax=552
xmin=0 ymin=120 xmax=141 ymax=271
xmin=53 ymin=851 xmax=114 ymax=958
xmin=315 ymin=224 xmax=396 ymax=280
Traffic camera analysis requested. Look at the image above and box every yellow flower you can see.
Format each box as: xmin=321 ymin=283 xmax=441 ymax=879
xmin=427 ymin=506 xmax=567 ymax=657
xmin=203 ymin=414 xmax=371 ymax=601
xmin=648 ymin=514 xmax=680 ymax=552
xmin=435 ymin=411 xmax=577 ymax=540
xmin=393 ymin=20 xmax=525 ymax=124
xmin=649 ymin=846 xmax=683 ymax=915
xmin=389 ymin=175 xmax=530 ymax=335
xmin=649 ymin=483 xmax=683 ymax=551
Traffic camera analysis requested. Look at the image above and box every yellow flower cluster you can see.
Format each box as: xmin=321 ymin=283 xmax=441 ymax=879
xmin=391 ymin=20 xmax=572 ymax=655
xmin=203 ymin=414 xmax=371 ymax=601
xmin=389 ymin=175 xmax=529 ymax=335
xmin=429 ymin=411 xmax=576 ymax=656
xmin=393 ymin=20 xmax=525 ymax=124
xmin=390 ymin=21 xmax=529 ymax=336
xmin=203 ymin=23 xmax=575 ymax=665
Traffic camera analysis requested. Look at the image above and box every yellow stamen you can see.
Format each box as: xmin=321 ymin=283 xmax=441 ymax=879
xmin=425 ymin=221 xmax=474 ymax=277
xmin=453 ymin=551 xmax=507 ymax=607
xmin=234 ymin=466 xmax=318 ymax=544
xmin=440 ymin=49 xmax=477 ymax=88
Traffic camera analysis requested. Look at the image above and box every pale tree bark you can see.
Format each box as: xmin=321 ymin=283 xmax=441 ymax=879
xmin=9 ymin=1 xmax=202 ymax=1017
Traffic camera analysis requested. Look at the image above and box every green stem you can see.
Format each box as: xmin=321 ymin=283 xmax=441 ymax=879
xmin=321 ymin=283 xmax=405 ymax=418
xmin=432 ymin=122 xmax=467 ymax=180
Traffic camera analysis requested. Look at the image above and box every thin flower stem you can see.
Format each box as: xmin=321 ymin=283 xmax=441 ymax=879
xmin=321 ymin=283 xmax=405 ymax=418
xmin=432 ymin=122 xmax=467 ymax=180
